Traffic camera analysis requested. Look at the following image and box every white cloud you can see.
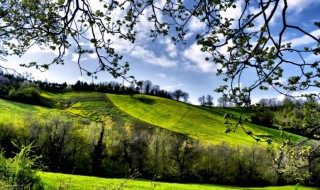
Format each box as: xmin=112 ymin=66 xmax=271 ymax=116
xmin=71 ymin=54 xmax=78 ymax=62
xmin=108 ymin=34 xmax=135 ymax=53
xmin=157 ymin=73 xmax=166 ymax=78
xmin=130 ymin=46 xmax=177 ymax=67
xmin=182 ymin=61 xmax=198 ymax=71
xmin=188 ymin=17 xmax=205 ymax=32
xmin=135 ymin=6 xmax=165 ymax=40
xmin=287 ymin=0 xmax=320 ymax=13
xmin=159 ymin=37 xmax=178 ymax=58
xmin=169 ymin=51 xmax=178 ymax=58
xmin=220 ymin=1 xmax=243 ymax=28
xmin=85 ymin=0 xmax=144 ymax=54
xmin=88 ymin=53 xmax=98 ymax=59
xmin=184 ymin=32 xmax=194 ymax=40
xmin=26 ymin=44 xmax=69 ymax=56
xmin=286 ymin=29 xmax=320 ymax=48
xmin=162 ymin=83 xmax=183 ymax=90
xmin=247 ymin=0 xmax=319 ymax=32
xmin=71 ymin=54 xmax=89 ymax=62
xmin=183 ymin=43 xmax=218 ymax=73
xmin=306 ymin=53 xmax=319 ymax=63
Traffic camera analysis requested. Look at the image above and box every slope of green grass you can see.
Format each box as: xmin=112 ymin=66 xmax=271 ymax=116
xmin=0 ymin=92 xmax=112 ymax=127
xmin=0 ymin=91 xmax=306 ymax=146
xmin=0 ymin=98 xmax=56 ymax=125
xmin=107 ymin=94 xmax=305 ymax=145
xmin=0 ymin=92 xmax=151 ymax=130
xmin=40 ymin=91 xmax=132 ymax=122
xmin=40 ymin=172 xmax=318 ymax=190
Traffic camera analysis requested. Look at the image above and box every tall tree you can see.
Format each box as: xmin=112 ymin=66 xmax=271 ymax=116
xmin=172 ymin=89 xmax=185 ymax=101
xmin=217 ymin=97 xmax=227 ymax=108
xmin=198 ymin=95 xmax=206 ymax=106
xmin=152 ymin=85 xmax=160 ymax=96
xmin=206 ymin=95 xmax=214 ymax=107
xmin=182 ymin=92 xmax=189 ymax=103
xmin=142 ymin=80 xmax=153 ymax=95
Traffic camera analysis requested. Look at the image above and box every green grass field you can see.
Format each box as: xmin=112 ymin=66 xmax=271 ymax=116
xmin=107 ymin=94 xmax=305 ymax=145
xmin=39 ymin=172 xmax=318 ymax=190
xmin=0 ymin=92 xmax=129 ymax=124
xmin=0 ymin=98 xmax=56 ymax=125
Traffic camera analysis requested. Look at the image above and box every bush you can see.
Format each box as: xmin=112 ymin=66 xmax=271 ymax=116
xmin=9 ymin=86 xmax=40 ymax=104
xmin=0 ymin=145 xmax=44 ymax=190
xmin=251 ymin=107 xmax=274 ymax=127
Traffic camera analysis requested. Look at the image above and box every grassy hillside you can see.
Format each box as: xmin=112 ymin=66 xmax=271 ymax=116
xmin=0 ymin=91 xmax=134 ymax=124
xmin=0 ymin=98 xmax=55 ymax=125
xmin=0 ymin=92 xmax=306 ymax=146
xmin=107 ymin=94 xmax=305 ymax=145
xmin=40 ymin=172 xmax=317 ymax=190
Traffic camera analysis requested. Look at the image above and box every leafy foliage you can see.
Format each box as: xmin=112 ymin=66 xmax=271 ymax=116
xmin=0 ymin=145 xmax=44 ymax=190
xmin=1 ymin=0 xmax=131 ymax=78
xmin=251 ymin=106 xmax=275 ymax=127
xmin=1 ymin=0 xmax=318 ymax=94
xmin=8 ymin=85 xmax=41 ymax=104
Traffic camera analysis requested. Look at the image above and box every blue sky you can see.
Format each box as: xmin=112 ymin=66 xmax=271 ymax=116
xmin=1 ymin=0 xmax=320 ymax=105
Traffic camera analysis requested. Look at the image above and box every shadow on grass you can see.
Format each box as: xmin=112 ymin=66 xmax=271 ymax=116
xmin=133 ymin=96 xmax=156 ymax=105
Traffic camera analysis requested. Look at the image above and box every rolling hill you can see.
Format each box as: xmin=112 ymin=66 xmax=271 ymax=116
xmin=0 ymin=91 xmax=306 ymax=146
xmin=107 ymin=94 xmax=305 ymax=145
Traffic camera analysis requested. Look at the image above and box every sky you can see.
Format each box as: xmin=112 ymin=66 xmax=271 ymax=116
xmin=1 ymin=0 xmax=320 ymax=105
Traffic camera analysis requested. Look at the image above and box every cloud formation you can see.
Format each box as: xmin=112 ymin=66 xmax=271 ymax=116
xmin=183 ymin=43 xmax=218 ymax=73
xmin=130 ymin=46 xmax=178 ymax=68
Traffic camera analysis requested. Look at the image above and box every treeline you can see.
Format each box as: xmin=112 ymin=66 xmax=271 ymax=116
xmin=251 ymin=97 xmax=320 ymax=139
xmin=0 ymin=72 xmax=189 ymax=104
xmin=0 ymin=73 xmax=41 ymax=104
xmin=0 ymin=114 xmax=319 ymax=186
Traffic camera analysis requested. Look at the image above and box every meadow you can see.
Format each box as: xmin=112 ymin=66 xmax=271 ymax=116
xmin=40 ymin=172 xmax=318 ymax=190
xmin=107 ymin=94 xmax=305 ymax=145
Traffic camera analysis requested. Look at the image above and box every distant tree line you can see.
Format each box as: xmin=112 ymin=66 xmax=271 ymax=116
xmin=0 ymin=114 xmax=319 ymax=186
xmin=251 ymin=97 xmax=320 ymax=139
xmin=198 ymin=95 xmax=214 ymax=107
xmin=217 ymin=96 xmax=236 ymax=107
xmin=197 ymin=95 xmax=239 ymax=107
xmin=0 ymin=73 xmax=190 ymax=104
xmin=0 ymin=73 xmax=41 ymax=104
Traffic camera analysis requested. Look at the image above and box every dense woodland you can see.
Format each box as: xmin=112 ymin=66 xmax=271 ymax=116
xmin=1 ymin=113 xmax=320 ymax=187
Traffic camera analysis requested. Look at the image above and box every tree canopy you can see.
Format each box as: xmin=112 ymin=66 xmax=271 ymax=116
xmin=0 ymin=0 xmax=319 ymax=100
